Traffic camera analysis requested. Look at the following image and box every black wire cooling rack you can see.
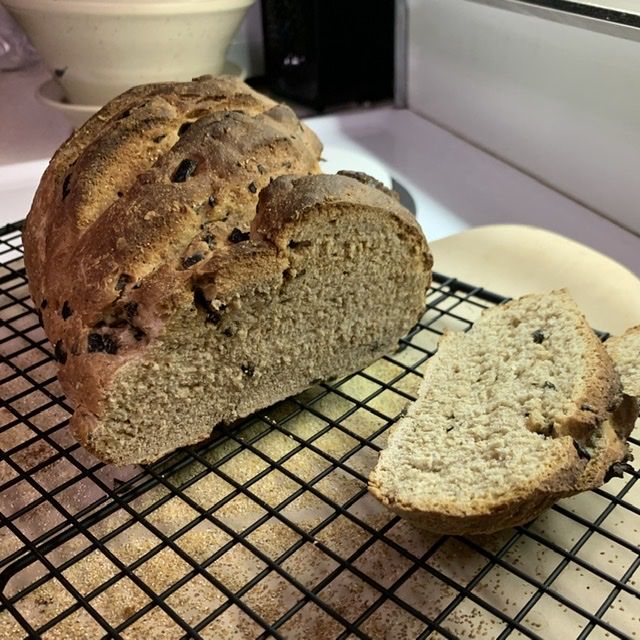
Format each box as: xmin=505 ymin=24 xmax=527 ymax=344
xmin=1 ymin=219 xmax=638 ymax=640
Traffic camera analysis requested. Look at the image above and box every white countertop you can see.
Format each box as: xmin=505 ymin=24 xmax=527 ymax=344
xmin=1 ymin=66 xmax=639 ymax=275
xmin=0 ymin=65 xmax=72 ymax=166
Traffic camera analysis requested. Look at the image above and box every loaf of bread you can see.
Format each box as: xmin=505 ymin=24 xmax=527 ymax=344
xmin=369 ymin=290 xmax=635 ymax=535
xmin=23 ymin=76 xmax=433 ymax=465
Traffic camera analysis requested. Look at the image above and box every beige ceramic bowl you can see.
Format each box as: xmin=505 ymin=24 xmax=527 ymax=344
xmin=4 ymin=0 xmax=255 ymax=105
xmin=36 ymin=61 xmax=246 ymax=129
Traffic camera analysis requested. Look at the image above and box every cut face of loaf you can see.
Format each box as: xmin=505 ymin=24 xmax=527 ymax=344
xmin=369 ymin=290 xmax=634 ymax=535
xmin=69 ymin=173 xmax=432 ymax=464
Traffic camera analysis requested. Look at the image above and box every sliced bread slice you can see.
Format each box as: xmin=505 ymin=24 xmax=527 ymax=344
xmin=606 ymin=325 xmax=640 ymax=398
xmin=369 ymin=290 xmax=633 ymax=535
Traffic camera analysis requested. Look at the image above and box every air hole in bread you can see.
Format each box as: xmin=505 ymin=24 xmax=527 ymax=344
xmin=124 ymin=302 xmax=138 ymax=319
xmin=241 ymin=363 xmax=255 ymax=377
xmin=178 ymin=122 xmax=192 ymax=136
xmin=193 ymin=288 xmax=225 ymax=325
xmin=185 ymin=108 xmax=210 ymax=119
xmin=115 ymin=274 xmax=132 ymax=292
xmin=202 ymin=233 xmax=215 ymax=249
xmin=62 ymin=174 xmax=72 ymax=200
xmin=288 ymin=240 xmax=312 ymax=250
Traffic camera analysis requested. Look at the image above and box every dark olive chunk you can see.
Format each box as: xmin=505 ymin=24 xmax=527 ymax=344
xmin=573 ymin=440 xmax=591 ymax=460
xmin=88 ymin=333 xmax=118 ymax=354
xmin=61 ymin=300 xmax=73 ymax=320
xmin=288 ymin=239 xmax=312 ymax=250
xmin=228 ymin=228 xmax=250 ymax=243
xmin=172 ymin=158 xmax=198 ymax=183
xmin=182 ymin=253 xmax=204 ymax=269
xmin=604 ymin=461 xmax=634 ymax=482
xmin=241 ymin=363 xmax=255 ymax=377
xmin=54 ymin=340 xmax=67 ymax=364
xmin=532 ymin=330 xmax=545 ymax=344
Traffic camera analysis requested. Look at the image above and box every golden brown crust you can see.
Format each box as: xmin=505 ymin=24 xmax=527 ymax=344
xmin=252 ymin=173 xmax=426 ymax=251
xmin=24 ymin=76 xmax=281 ymax=305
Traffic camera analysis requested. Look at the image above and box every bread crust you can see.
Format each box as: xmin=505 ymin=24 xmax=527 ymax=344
xmin=606 ymin=325 xmax=640 ymax=398
xmin=369 ymin=443 xmax=578 ymax=536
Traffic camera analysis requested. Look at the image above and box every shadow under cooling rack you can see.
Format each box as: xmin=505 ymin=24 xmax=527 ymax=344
xmin=0 ymin=220 xmax=638 ymax=640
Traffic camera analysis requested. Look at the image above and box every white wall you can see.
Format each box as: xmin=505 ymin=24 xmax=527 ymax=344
xmin=407 ymin=0 xmax=640 ymax=234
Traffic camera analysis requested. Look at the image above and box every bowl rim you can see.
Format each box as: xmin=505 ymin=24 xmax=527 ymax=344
xmin=35 ymin=61 xmax=246 ymax=111
xmin=4 ymin=0 xmax=255 ymax=15
xmin=36 ymin=78 xmax=99 ymax=113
